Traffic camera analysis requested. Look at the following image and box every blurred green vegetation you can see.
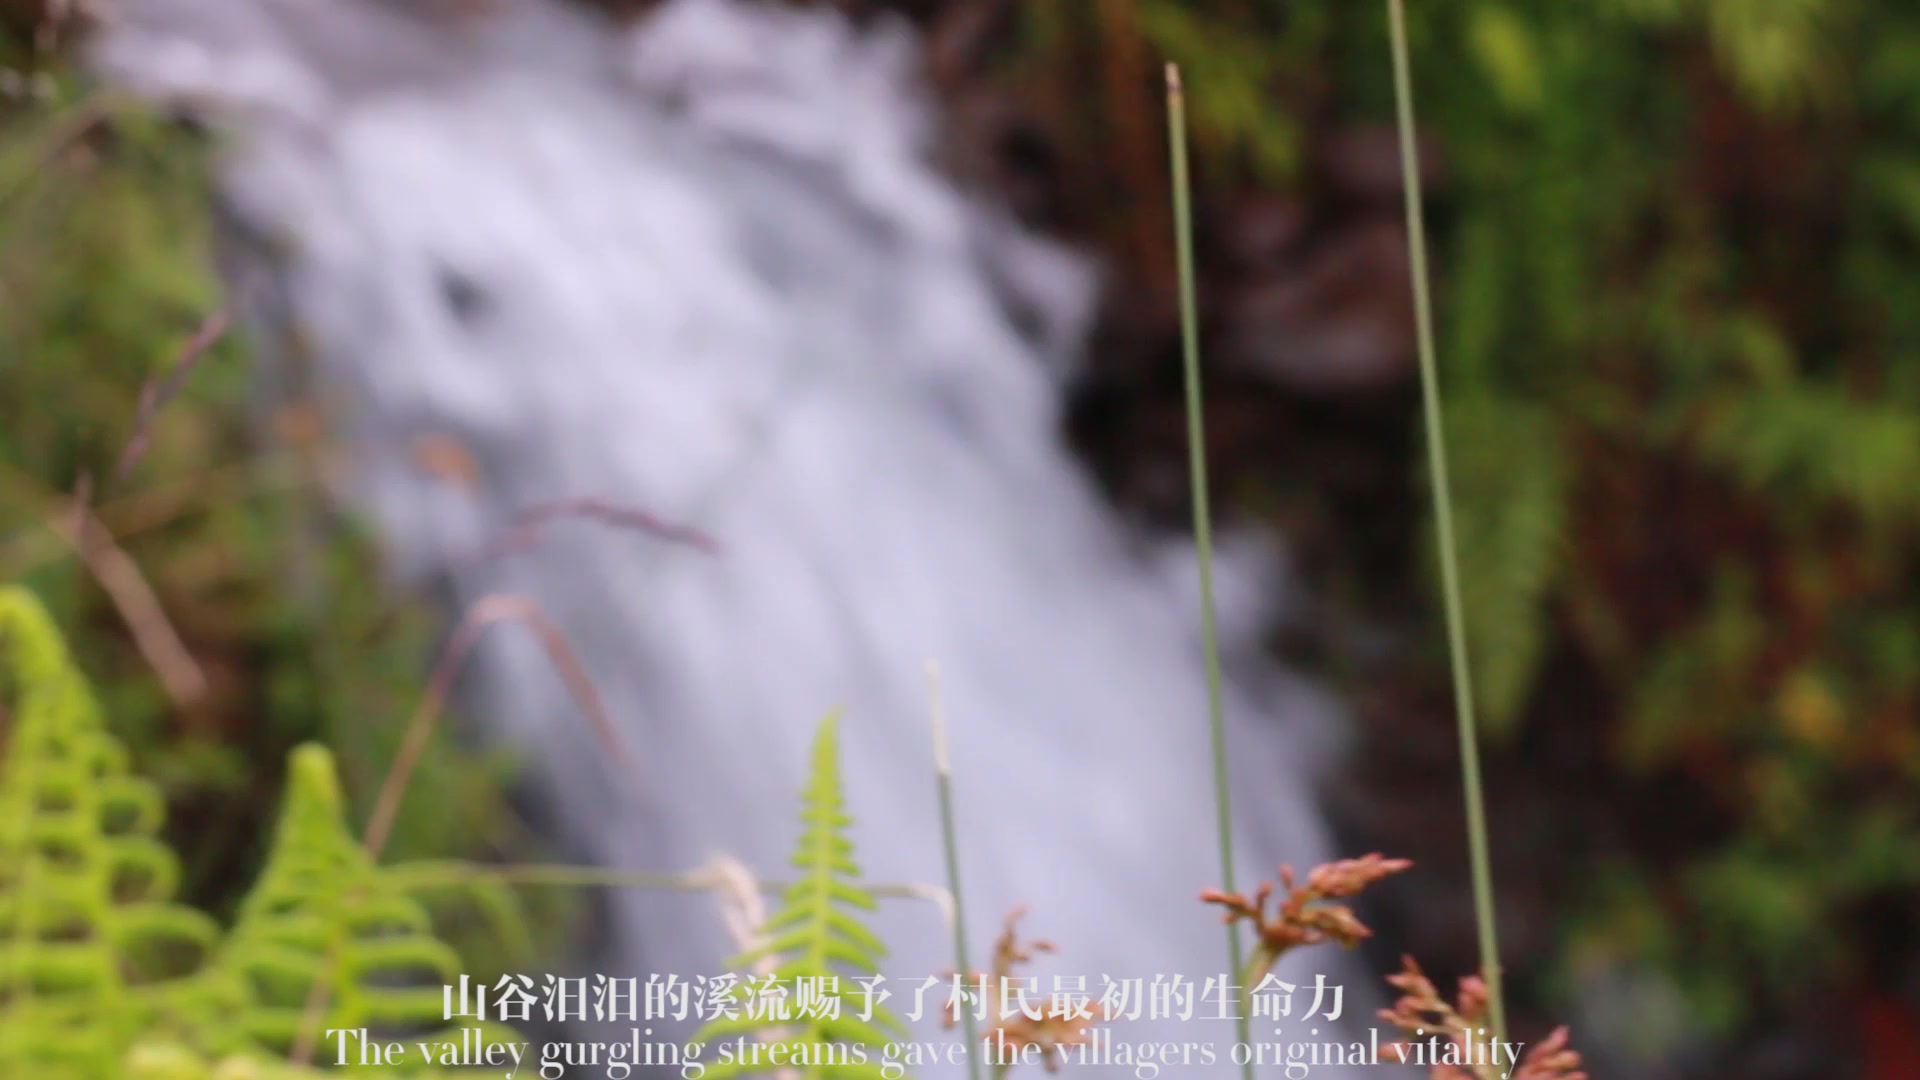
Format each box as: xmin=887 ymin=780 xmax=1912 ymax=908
xmin=0 ymin=585 xmax=518 ymax=1078
xmin=0 ymin=61 xmax=546 ymax=974
xmin=1070 ymin=0 xmax=1920 ymax=1056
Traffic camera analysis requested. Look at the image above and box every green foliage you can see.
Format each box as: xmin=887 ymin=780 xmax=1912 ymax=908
xmin=0 ymin=58 xmax=538 ymax=961
xmin=1593 ymin=0 xmax=1835 ymax=110
xmin=1136 ymin=2 xmax=1301 ymax=180
xmin=1619 ymin=568 xmax=1764 ymax=768
xmin=1001 ymin=0 xmax=1920 ymax=1048
xmin=126 ymin=1042 xmax=335 ymax=1080
xmin=0 ymin=586 xmax=505 ymax=1078
xmin=1444 ymin=393 xmax=1569 ymax=735
xmin=0 ymin=585 xmax=237 ymax=1080
xmin=1698 ymin=382 xmax=1920 ymax=526
xmin=694 ymin=712 xmax=906 ymax=1079
xmin=5 ymin=0 xmax=1912 ymax=1067
xmin=211 ymin=744 xmax=493 ymax=1058
xmin=1406 ymin=0 xmax=1920 ymax=1039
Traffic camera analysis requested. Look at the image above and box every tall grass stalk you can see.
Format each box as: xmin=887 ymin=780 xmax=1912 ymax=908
xmin=1164 ymin=63 xmax=1254 ymax=1079
xmin=1387 ymin=0 xmax=1508 ymax=1042
xmin=928 ymin=663 xmax=984 ymax=1080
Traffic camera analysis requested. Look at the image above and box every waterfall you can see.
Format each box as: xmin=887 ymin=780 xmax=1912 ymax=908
xmin=95 ymin=0 xmax=1366 ymax=1073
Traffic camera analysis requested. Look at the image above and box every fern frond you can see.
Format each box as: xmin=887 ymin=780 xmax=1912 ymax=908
xmin=0 ymin=584 xmax=509 ymax=1076
xmin=209 ymin=743 xmax=500 ymax=1062
xmin=1698 ymin=381 xmax=1920 ymax=526
xmin=127 ymin=1042 xmax=332 ymax=1080
xmin=694 ymin=711 xmax=904 ymax=1080
xmin=1444 ymin=395 xmax=1569 ymax=736
xmin=0 ymin=586 xmax=239 ymax=1080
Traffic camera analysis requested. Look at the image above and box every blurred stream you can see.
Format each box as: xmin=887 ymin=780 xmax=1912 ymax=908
xmin=94 ymin=1 xmax=1362 ymax=1073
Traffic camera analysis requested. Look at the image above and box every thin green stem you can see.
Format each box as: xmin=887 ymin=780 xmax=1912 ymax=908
xmin=928 ymin=664 xmax=985 ymax=1080
xmin=1386 ymin=0 xmax=1507 ymax=1042
xmin=385 ymin=861 xmax=949 ymax=906
xmin=1165 ymin=63 xmax=1254 ymax=1079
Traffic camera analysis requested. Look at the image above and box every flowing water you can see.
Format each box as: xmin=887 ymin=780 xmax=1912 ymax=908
xmin=96 ymin=1 xmax=1367 ymax=1073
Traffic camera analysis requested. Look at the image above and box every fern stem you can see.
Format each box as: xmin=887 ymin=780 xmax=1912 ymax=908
xmin=1165 ymin=63 xmax=1255 ymax=1079
xmin=928 ymin=664 xmax=986 ymax=1080
xmin=1386 ymin=0 xmax=1508 ymax=1041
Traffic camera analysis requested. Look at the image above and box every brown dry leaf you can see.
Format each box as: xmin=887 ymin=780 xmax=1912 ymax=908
xmin=273 ymin=400 xmax=326 ymax=447
xmin=411 ymin=432 xmax=481 ymax=487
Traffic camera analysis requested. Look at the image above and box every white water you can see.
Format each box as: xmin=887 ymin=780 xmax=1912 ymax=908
xmin=97 ymin=1 xmax=1367 ymax=1074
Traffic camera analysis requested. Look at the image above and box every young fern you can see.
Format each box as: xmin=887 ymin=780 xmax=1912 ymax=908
xmin=210 ymin=743 xmax=495 ymax=1060
xmin=1 ymin=586 xmax=500 ymax=1077
xmin=694 ymin=711 xmax=906 ymax=1079
xmin=0 ymin=585 xmax=237 ymax=1080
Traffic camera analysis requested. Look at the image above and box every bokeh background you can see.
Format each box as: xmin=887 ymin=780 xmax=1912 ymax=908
xmin=3 ymin=2 xmax=1918 ymax=1077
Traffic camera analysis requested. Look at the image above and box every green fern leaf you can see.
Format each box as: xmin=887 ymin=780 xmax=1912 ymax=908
xmin=0 ymin=587 xmax=511 ymax=1077
xmin=210 ymin=743 xmax=502 ymax=1065
xmin=127 ymin=1042 xmax=334 ymax=1080
xmin=1444 ymin=395 xmax=1569 ymax=737
xmin=693 ymin=711 xmax=905 ymax=1080
xmin=1698 ymin=381 xmax=1920 ymax=525
xmin=0 ymin=586 xmax=240 ymax=1080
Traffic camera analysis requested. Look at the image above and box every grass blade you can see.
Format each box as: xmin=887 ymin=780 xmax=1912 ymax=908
xmin=1164 ymin=63 xmax=1255 ymax=1079
xmin=1387 ymin=0 xmax=1508 ymax=1042
xmin=928 ymin=663 xmax=984 ymax=1080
